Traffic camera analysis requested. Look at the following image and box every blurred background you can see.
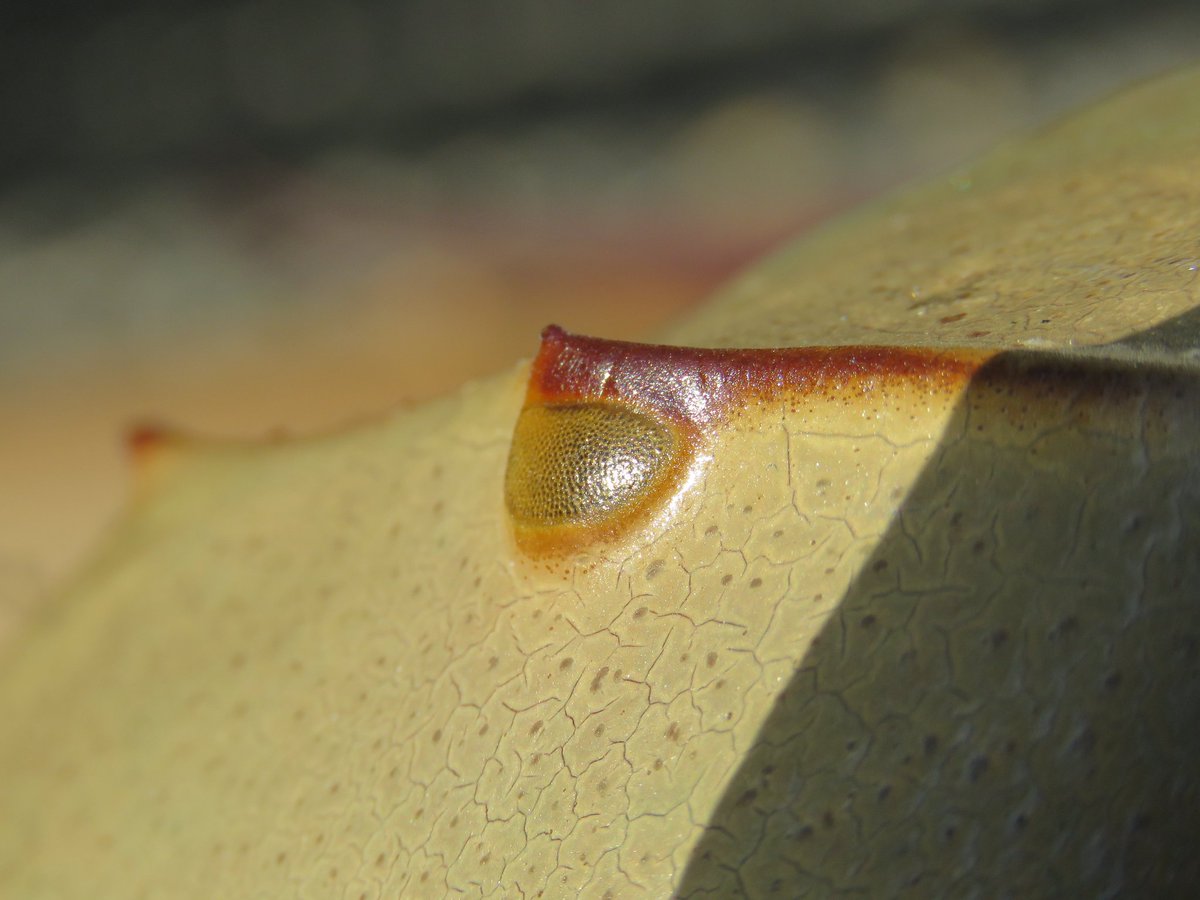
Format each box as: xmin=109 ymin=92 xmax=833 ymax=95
xmin=2 ymin=0 xmax=1199 ymax=621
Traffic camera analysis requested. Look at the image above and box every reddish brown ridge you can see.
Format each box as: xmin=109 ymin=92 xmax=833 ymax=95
xmin=507 ymin=327 xmax=995 ymax=561
xmin=527 ymin=325 xmax=993 ymax=428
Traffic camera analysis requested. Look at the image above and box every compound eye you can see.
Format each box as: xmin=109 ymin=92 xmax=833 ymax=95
xmin=504 ymin=402 xmax=681 ymax=539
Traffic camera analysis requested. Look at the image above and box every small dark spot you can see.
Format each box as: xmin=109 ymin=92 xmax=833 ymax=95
xmin=560 ymin=657 xmax=573 ymax=670
xmin=590 ymin=666 xmax=610 ymax=692
xmin=878 ymin=785 xmax=892 ymax=802
xmin=721 ymin=574 xmax=733 ymax=586
xmin=478 ymin=723 xmax=489 ymax=736
xmin=793 ymin=825 xmax=814 ymax=842
xmin=989 ymin=629 xmax=1009 ymax=649
xmin=594 ymin=723 xmax=605 ymax=737
xmin=375 ymin=853 xmax=386 ymax=868
xmin=860 ymin=614 xmax=877 ymax=628
xmin=749 ymin=577 xmax=763 ymax=588
xmin=488 ymin=656 xmax=499 ymax=670
xmin=1070 ymin=726 xmax=1097 ymax=757
xmin=432 ymin=730 xmax=442 ymax=743
xmin=666 ymin=722 xmax=681 ymax=742
xmin=633 ymin=606 xmax=648 ymax=620
xmin=597 ymin=780 xmax=608 ymax=794
xmin=742 ymin=504 xmax=754 ymax=514
xmin=529 ymin=720 xmax=543 ymax=735
xmin=822 ymin=810 xmax=835 ymax=828
xmin=1103 ymin=671 xmax=1123 ymax=692
xmin=653 ymin=758 xmax=664 ymax=770
xmin=705 ymin=525 xmax=719 ymax=536
xmin=276 ymin=852 xmax=287 ymax=866
xmin=1013 ymin=813 xmax=1029 ymax=832
xmin=680 ymin=653 xmax=689 ymax=663
xmin=944 ymin=825 xmax=957 ymax=841
xmin=646 ymin=559 xmax=665 ymax=579
xmin=1131 ymin=811 xmax=1152 ymax=832
xmin=706 ymin=652 xmax=718 ymax=668
xmin=872 ymin=559 xmax=888 ymax=573
xmin=772 ymin=529 xmax=784 ymax=538
xmin=968 ymin=755 xmax=989 ymax=782
xmin=714 ymin=679 xmax=726 ymax=689
xmin=736 ymin=789 xmax=758 ymax=807
xmin=939 ymin=312 xmax=967 ymax=324
xmin=924 ymin=734 xmax=939 ymax=757
xmin=1050 ymin=615 xmax=1080 ymax=640
xmin=972 ymin=539 xmax=986 ymax=554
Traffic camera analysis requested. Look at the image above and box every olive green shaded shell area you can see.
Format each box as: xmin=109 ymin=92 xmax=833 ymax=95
xmin=504 ymin=402 xmax=678 ymax=528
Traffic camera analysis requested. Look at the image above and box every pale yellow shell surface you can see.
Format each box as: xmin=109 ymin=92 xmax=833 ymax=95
xmin=672 ymin=66 xmax=1200 ymax=352
xmin=2 ymin=71 xmax=1200 ymax=898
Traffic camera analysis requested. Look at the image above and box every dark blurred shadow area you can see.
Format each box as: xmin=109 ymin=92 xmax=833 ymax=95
xmin=1 ymin=0 xmax=1199 ymax=589
xmin=3 ymin=0 xmax=1199 ymax=187
xmin=678 ymin=348 xmax=1200 ymax=897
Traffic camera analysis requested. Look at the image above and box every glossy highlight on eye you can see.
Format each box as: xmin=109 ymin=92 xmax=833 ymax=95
xmin=504 ymin=402 xmax=678 ymax=528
